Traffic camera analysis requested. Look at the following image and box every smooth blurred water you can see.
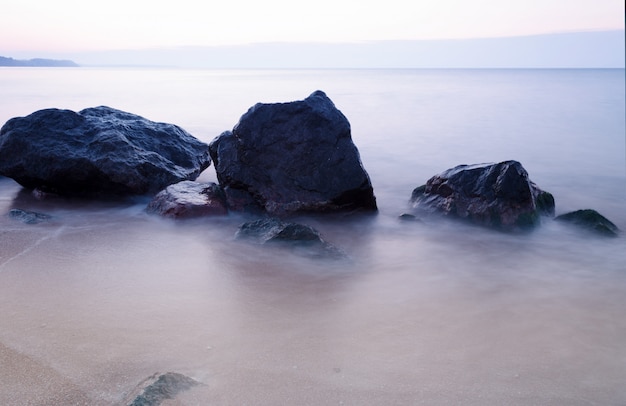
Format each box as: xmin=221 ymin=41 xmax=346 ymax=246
xmin=0 ymin=68 xmax=624 ymax=405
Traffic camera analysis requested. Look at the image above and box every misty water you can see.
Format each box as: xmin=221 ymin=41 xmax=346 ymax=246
xmin=0 ymin=68 xmax=625 ymax=405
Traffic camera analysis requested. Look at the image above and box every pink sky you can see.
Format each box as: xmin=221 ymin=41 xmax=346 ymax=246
xmin=1 ymin=0 xmax=624 ymax=53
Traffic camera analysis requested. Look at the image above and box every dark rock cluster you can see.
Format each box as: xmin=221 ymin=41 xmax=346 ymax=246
xmin=404 ymin=160 xmax=618 ymax=237
xmin=1 ymin=92 xmax=619 ymax=251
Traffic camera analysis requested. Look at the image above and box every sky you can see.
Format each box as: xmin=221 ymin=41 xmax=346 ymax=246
xmin=1 ymin=0 xmax=624 ymax=53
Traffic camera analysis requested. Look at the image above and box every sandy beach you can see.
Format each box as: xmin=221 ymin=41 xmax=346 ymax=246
xmin=0 ymin=342 xmax=94 ymax=405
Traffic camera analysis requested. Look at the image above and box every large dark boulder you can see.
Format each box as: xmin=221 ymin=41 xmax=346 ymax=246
xmin=555 ymin=209 xmax=619 ymax=237
xmin=0 ymin=106 xmax=210 ymax=197
xmin=209 ymin=90 xmax=377 ymax=216
xmin=410 ymin=160 xmax=555 ymax=230
xmin=146 ymin=181 xmax=227 ymax=218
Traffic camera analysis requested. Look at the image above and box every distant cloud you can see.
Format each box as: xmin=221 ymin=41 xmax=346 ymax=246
xmin=37 ymin=30 xmax=625 ymax=69
xmin=1 ymin=0 xmax=623 ymax=52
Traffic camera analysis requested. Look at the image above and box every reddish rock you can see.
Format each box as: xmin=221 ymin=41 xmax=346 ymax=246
xmin=147 ymin=181 xmax=227 ymax=218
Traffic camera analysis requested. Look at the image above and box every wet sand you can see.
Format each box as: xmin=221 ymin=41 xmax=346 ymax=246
xmin=0 ymin=342 xmax=94 ymax=405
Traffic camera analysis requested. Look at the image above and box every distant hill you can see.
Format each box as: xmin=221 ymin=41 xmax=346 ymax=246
xmin=0 ymin=56 xmax=79 ymax=67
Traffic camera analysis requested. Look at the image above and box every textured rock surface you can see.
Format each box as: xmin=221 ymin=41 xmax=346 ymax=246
xmin=236 ymin=218 xmax=346 ymax=258
xmin=410 ymin=160 xmax=555 ymax=230
xmin=209 ymin=90 xmax=376 ymax=216
xmin=125 ymin=372 xmax=201 ymax=406
xmin=0 ymin=106 xmax=210 ymax=197
xmin=146 ymin=181 xmax=227 ymax=218
xmin=555 ymin=209 xmax=619 ymax=237
xmin=8 ymin=208 xmax=52 ymax=224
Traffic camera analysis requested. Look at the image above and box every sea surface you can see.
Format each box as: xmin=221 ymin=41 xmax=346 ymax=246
xmin=0 ymin=68 xmax=624 ymax=405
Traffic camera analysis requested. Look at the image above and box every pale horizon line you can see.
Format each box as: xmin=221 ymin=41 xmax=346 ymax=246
xmin=2 ymin=30 xmax=623 ymax=69
xmin=4 ymin=28 xmax=624 ymax=55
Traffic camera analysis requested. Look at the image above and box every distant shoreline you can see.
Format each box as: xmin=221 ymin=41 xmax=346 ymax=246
xmin=0 ymin=56 xmax=79 ymax=67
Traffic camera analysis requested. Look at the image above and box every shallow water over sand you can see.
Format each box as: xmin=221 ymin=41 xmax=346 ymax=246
xmin=1 ymin=178 xmax=625 ymax=405
xmin=1 ymin=68 xmax=625 ymax=404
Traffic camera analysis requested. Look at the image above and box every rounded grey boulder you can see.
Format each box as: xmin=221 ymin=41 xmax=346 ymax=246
xmin=0 ymin=106 xmax=210 ymax=197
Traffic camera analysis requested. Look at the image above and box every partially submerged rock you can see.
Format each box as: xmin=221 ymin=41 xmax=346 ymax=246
xmin=555 ymin=209 xmax=619 ymax=237
xmin=0 ymin=106 xmax=210 ymax=197
xmin=125 ymin=372 xmax=201 ymax=406
xmin=236 ymin=218 xmax=346 ymax=259
xmin=209 ymin=90 xmax=377 ymax=216
xmin=8 ymin=208 xmax=52 ymax=224
xmin=146 ymin=181 xmax=227 ymax=218
xmin=398 ymin=213 xmax=422 ymax=222
xmin=410 ymin=160 xmax=555 ymax=230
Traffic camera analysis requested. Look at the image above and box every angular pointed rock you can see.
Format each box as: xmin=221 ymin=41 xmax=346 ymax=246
xmin=209 ymin=91 xmax=377 ymax=216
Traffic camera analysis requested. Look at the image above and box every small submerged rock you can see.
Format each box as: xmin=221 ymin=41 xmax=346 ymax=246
xmin=236 ymin=218 xmax=346 ymax=259
xmin=398 ymin=213 xmax=422 ymax=222
xmin=125 ymin=372 xmax=201 ymax=406
xmin=8 ymin=208 xmax=52 ymax=224
xmin=409 ymin=160 xmax=554 ymax=231
xmin=146 ymin=181 xmax=228 ymax=219
xmin=555 ymin=209 xmax=619 ymax=237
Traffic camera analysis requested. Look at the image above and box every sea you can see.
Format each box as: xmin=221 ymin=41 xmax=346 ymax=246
xmin=0 ymin=68 xmax=624 ymax=405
